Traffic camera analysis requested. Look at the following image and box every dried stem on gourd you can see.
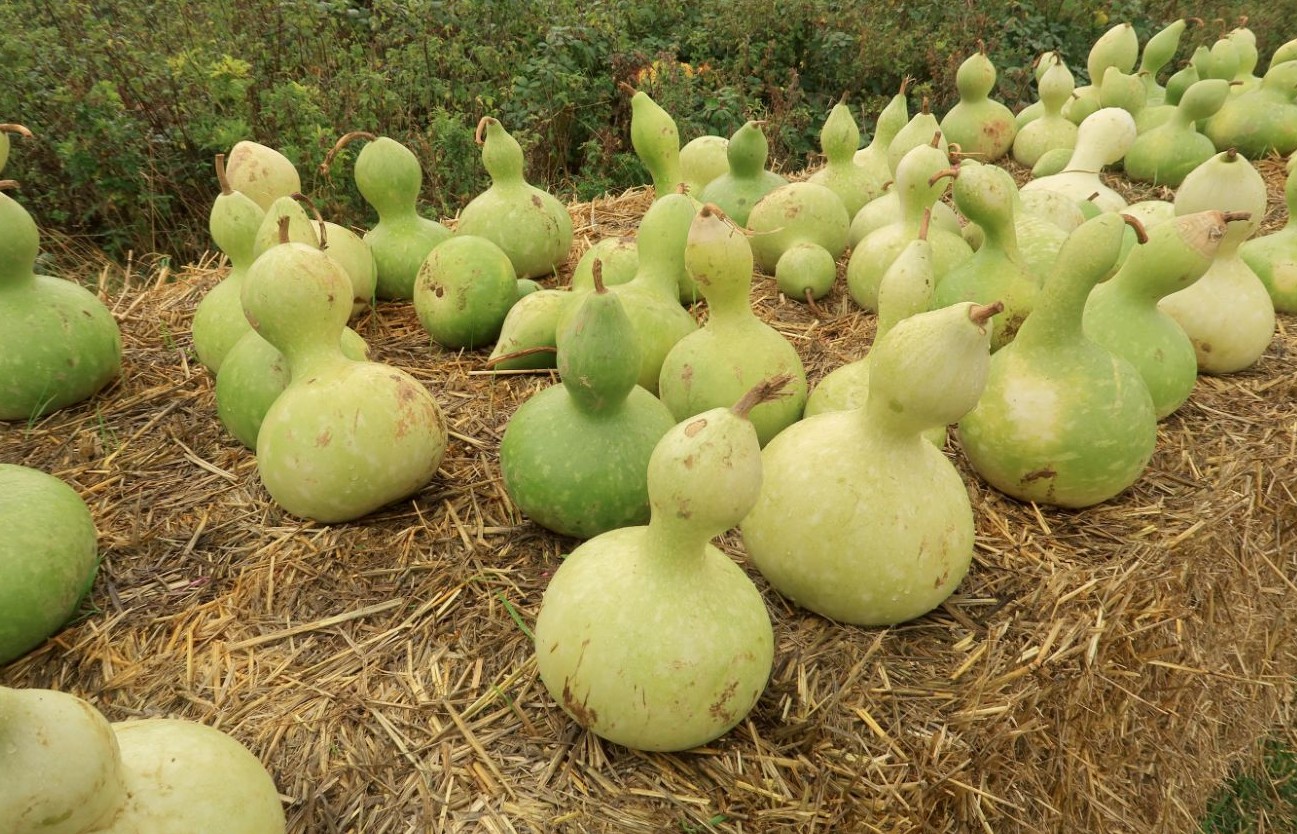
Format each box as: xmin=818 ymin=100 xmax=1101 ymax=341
xmin=484 ymin=346 xmax=558 ymax=369
xmin=275 ymin=215 xmax=292 ymax=247
xmin=290 ymin=191 xmax=329 ymax=249
xmin=928 ymin=166 xmax=960 ymax=187
xmin=899 ymin=76 xmax=913 ymax=96
xmin=214 ymin=153 xmax=232 ymax=196
xmin=969 ymin=300 xmax=1005 ymax=326
xmin=617 ymin=80 xmax=638 ymax=98
xmin=1121 ymin=213 xmax=1150 ymax=244
xmin=0 ymin=123 xmax=33 ymax=140
xmin=1221 ymin=210 xmax=1252 ymax=224
xmin=319 ymin=130 xmax=377 ymax=175
xmin=918 ymin=206 xmax=932 ymax=241
xmin=731 ymin=373 xmax=793 ymax=419
xmin=1187 ymin=16 xmax=1203 ymax=27
xmin=0 ymin=179 xmax=19 ymax=193
xmin=474 ymin=116 xmax=495 ymax=146
xmin=591 ymin=258 xmax=607 ymax=294
xmin=929 ymin=130 xmax=942 ymax=148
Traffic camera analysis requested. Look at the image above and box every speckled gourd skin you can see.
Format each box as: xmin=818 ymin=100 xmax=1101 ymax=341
xmin=697 ymin=121 xmax=787 ymax=227
xmin=741 ymin=302 xmax=994 ymax=626
xmin=939 ymin=50 xmax=1017 ymax=162
xmin=0 ymin=189 xmax=122 ymax=421
xmin=413 ymin=234 xmax=519 ymax=349
xmin=0 ymin=465 xmax=99 ymax=666
xmin=534 ymin=399 xmax=774 ymax=751
xmin=224 ymin=139 xmax=300 ymax=212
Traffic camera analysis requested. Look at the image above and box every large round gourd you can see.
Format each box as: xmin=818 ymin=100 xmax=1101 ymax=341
xmin=413 ymin=234 xmax=518 ymax=349
xmin=747 ymin=182 xmax=850 ymax=302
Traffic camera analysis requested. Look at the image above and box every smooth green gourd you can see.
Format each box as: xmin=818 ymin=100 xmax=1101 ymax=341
xmin=1272 ymin=38 xmax=1297 ymax=71
xmin=1204 ymin=60 xmax=1297 ymax=159
xmin=1012 ymin=54 xmax=1078 ymax=168
xmin=847 ymin=181 xmax=964 ymax=247
xmin=486 ymin=287 xmax=569 ymax=371
xmin=886 ymin=97 xmax=948 ymax=173
xmin=1014 ymin=51 xmax=1061 ymax=129
xmin=698 ymin=121 xmax=787 ymax=227
xmin=958 ymin=212 xmax=1157 ymax=509
xmin=625 ymin=85 xmax=683 ymax=197
xmin=192 ymin=154 xmax=265 ymax=373
xmin=224 ymin=139 xmax=301 ymax=212
xmin=1064 ymin=22 xmax=1140 ymax=125
xmin=413 ymin=234 xmax=518 ymax=349
xmin=1240 ymin=158 xmax=1297 ymax=313
xmin=659 ymin=204 xmax=808 ymax=446
xmin=1124 ymin=78 xmax=1230 ymax=187
xmin=500 ymin=266 xmax=675 ymax=539
xmin=1158 ymin=150 xmax=1274 ymax=374
xmin=1098 ymin=65 xmax=1147 ymax=121
xmin=0 ymin=464 xmax=99 ymax=666
xmin=741 ymin=302 xmax=998 ymax=627
xmin=251 ymin=193 xmax=377 ymax=312
xmin=1139 ymin=18 xmax=1192 ymax=106
xmin=854 ymin=77 xmax=910 ymax=181
xmin=1021 ymin=107 xmax=1137 ymax=214
xmin=808 ymin=95 xmax=886 ymax=217
xmin=933 ymin=162 xmax=1038 ymax=350
xmin=747 ymin=181 xmax=850 ymax=302
xmin=1227 ymin=23 xmax=1261 ymax=91
xmin=1083 ymin=210 xmax=1233 ymax=418
xmin=0 ymin=183 xmax=122 ymax=421
xmin=457 ymin=117 xmax=574 ymax=280
xmin=0 ymin=123 xmax=32 ymax=175
xmin=242 ymin=221 xmax=447 ymax=522
xmin=679 ymin=134 xmax=730 ymax=197
xmin=569 ymin=235 xmax=639 ymax=293
xmin=533 ymin=379 xmax=782 ymax=752
xmin=939 ymin=47 xmax=1017 ymax=162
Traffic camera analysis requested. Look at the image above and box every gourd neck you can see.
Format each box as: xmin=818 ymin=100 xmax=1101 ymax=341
xmin=644 ymin=514 xmax=711 ymax=570
xmin=283 ymin=342 xmax=352 ymax=380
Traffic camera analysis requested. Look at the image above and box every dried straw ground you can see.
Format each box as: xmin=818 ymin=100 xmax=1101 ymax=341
xmin=2 ymin=159 xmax=1296 ymax=834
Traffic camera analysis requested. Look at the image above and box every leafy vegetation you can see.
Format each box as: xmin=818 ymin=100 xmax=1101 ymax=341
xmin=1203 ymin=736 xmax=1297 ymax=833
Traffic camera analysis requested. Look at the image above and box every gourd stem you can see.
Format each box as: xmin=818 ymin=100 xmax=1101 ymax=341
xmin=319 ymin=130 xmax=377 ymax=174
xmin=0 ymin=123 xmax=33 ymax=139
xmin=484 ymin=346 xmax=558 ymax=368
xmin=0 ymin=179 xmax=18 ymax=192
xmin=290 ymin=192 xmax=328 ymax=249
xmin=214 ymin=153 xmax=232 ymax=196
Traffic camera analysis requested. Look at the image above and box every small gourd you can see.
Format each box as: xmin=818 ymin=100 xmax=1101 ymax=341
xmin=413 ymin=234 xmax=518 ymax=349
xmin=533 ymin=378 xmax=783 ymax=752
xmin=958 ymin=213 xmax=1158 ymax=509
xmin=0 ymin=182 xmax=122 ymax=421
xmin=1158 ymin=150 xmax=1274 ymax=374
xmin=1203 ymin=60 xmax=1297 ymax=159
xmin=886 ymin=96 xmax=947 ymax=173
xmin=847 ymin=181 xmax=963 ymax=247
xmin=1138 ymin=18 xmax=1194 ymax=106
xmin=698 ymin=120 xmax=787 ymax=227
xmin=0 ymin=464 xmax=99 ymax=666
xmin=624 ymin=84 xmax=683 ymax=197
xmin=322 ymin=132 xmax=452 ymax=301
xmin=455 ymin=117 xmax=574 ymax=280
xmin=0 ymin=122 xmax=32 ymax=175
xmin=1083 ymin=210 xmax=1234 ymax=418
xmin=746 ymin=182 xmax=850 ymax=302
xmin=250 ymin=193 xmax=375 ymax=314
xmin=807 ymin=94 xmax=886 ymax=217
xmin=243 ymin=219 xmax=447 ymax=522
xmin=659 ymin=204 xmax=808 ymax=446
xmin=192 ymin=154 xmax=266 ymax=373
xmin=1064 ymin=22 xmax=1140 ymax=125
xmin=1226 ymin=23 xmax=1261 ymax=92
xmin=939 ymin=46 xmax=1017 ymax=162
xmin=224 ymin=139 xmax=301 ymax=211
xmin=1123 ymin=78 xmax=1230 ymax=187
xmin=1240 ymin=157 xmax=1297 ymax=313
xmin=1021 ymin=107 xmax=1138 ymax=214
xmin=854 ymin=77 xmax=910 ymax=181
xmin=679 ymin=134 xmax=730 ymax=197
xmin=500 ymin=264 xmax=676 ymax=539
xmin=1011 ymin=54 xmax=1078 ymax=169
xmin=1014 ymin=51 xmax=1061 ymax=129
xmin=741 ymin=302 xmax=999 ymax=627
xmin=485 ymin=287 xmax=569 ymax=371
xmin=569 ymin=235 xmax=639 ymax=293
xmin=1097 ymin=65 xmax=1147 ymax=120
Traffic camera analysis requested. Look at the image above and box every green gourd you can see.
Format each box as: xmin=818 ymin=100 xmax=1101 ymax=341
xmin=569 ymin=235 xmax=639 ymax=293
xmin=1227 ymin=23 xmax=1261 ymax=91
xmin=1097 ymin=65 xmax=1147 ymax=122
xmin=224 ymin=139 xmax=301 ymax=212
xmin=847 ymin=180 xmax=963 ymax=247
xmin=886 ymin=97 xmax=948 ymax=173
xmin=323 ymin=132 xmax=452 ymax=301
xmin=808 ymin=95 xmax=886 ymax=217
xmin=1124 ymin=78 xmax=1230 ymax=187
xmin=698 ymin=120 xmax=787 ymax=227
xmin=456 ymin=117 xmax=575 ymax=280
xmin=846 ymin=144 xmax=971 ymax=312
xmin=1021 ymin=107 xmax=1137 ymax=214
xmin=413 ymin=234 xmax=518 ymax=349
xmin=1271 ymin=38 xmax=1297 ymax=71
xmin=0 ymin=182 xmax=122 ymax=421
xmin=1204 ymin=60 xmax=1297 ymax=159
xmin=958 ymin=213 xmax=1157 ymax=509
xmin=250 ymin=194 xmax=374 ymax=315
xmin=192 ymin=153 xmax=265 ymax=373
xmin=1083 ymin=210 xmax=1233 ymax=418
xmin=1158 ymin=150 xmax=1274 ymax=374
xmin=242 ymin=220 xmax=447 ymax=522
xmin=933 ymin=162 xmax=1038 ymax=350
xmin=741 ymin=302 xmax=999 ymax=627
xmin=0 ymin=122 xmax=32 ymax=175
xmin=747 ymin=182 xmax=850 ymax=302
xmin=1014 ymin=51 xmax=1061 ymax=130
xmin=0 ymin=464 xmax=99 ymax=666
xmin=321 ymin=220 xmax=378 ymax=314
xmin=1240 ymin=158 xmax=1297 ymax=313
xmin=939 ymin=46 xmax=1017 ymax=163
xmin=659 ymin=204 xmax=808 ymax=446
xmin=533 ymin=378 xmax=783 ymax=751
xmin=485 ymin=287 xmax=569 ymax=371
xmin=1064 ymin=22 xmax=1140 ymax=125
xmin=1012 ymin=54 xmax=1078 ymax=169
xmin=500 ymin=265 xmax=675 ymax=539
xmin=854 ymin=77 xmax=910 ymax=181
xmin=679 ymin=134 xmax=729 ymax=197
xmin=1139 ymin=18 xmax=1193 ymax=106
xmin=1201 ymin=36 xmax=1241 ymax=83
xmin=624 ymin=84 xmax=683 ymax=197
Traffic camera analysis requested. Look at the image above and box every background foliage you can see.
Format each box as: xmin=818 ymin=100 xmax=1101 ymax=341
xmin=0 ymin=0 xmax=1284 ymax=262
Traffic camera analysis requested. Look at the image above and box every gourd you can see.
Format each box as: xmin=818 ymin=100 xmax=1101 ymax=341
xmin=679 ymin=134 xmax=729 ymax=197
xmin=854 ymin=76 xmax=910 ymax=181
xmin=624 ymin=84 xmax=682 ymax=197
xmin=1014 ymin=51 xmax=1061 ymax=129
xmin=0 ymin=182 xmax=122 ymax=421
xmin=846 ymin=142 xmax=972 ymax=312
xmin=958 ymin=213 xmax=1158 ymax=509
xmin=1021 ymin=107 xmax=1138 ymax=214
xmin=0 ymin=464 xmax=99 ymax=666
xmin=533 ymin=378 xmax=784 ymax=751
xmin=192 ymin=154 xmax=266 ymax=373
xmin=1123 ymin=78 xmax=1230 ymax=187
xmin=1271 ymin=37 xmax=1297 ymax=71
xmin=807 ymin=95 xmax=886 ymax=217
xmin=249 ymin=194 xmax=375 ymax=312
xmin=455 ymin=117 xmax=574 ymax=280
xmin=1064 ymin=22 xmax=1140 ymax=125
xmin=500 ymin=265 xmax=676 ymax=539
xmin=1139 ymin=18 xmax=1194 ymax=106
xmin=1203 ymin=60 xmax=1297 ymax=159
xmin=1083 ymin=210 xmax=1234 ymax=418
xmin=741 ymin=301 xmax=999 ymax=627
xmin=747 ymin=181 xmax=850 ymax=302
xmin=659 ymin=204 xmax=809 ymax=446
xmin=847 ymin=181 xmax=963 ymax=247
xmin=698 ymin=120 xmax=787 ymax=227
xmin=939 ymin=46 xmax=1017 ymax=163
xmin=322 ymin=131 xmax=451 ymax=300
xmin=0 ymin=122 xmax=32 ymax=175
xmin=1098 ymin=65 xmax=1147 ymax=121
xmin=224 ymin=139 xmax=301 ymax=211
xmin=1226 ymin=22 xmax=1261 ymax=92
xmin=243 ymin=219 xmax=448 ymax=522
xmin=485 ymin=287 xmax=569 ymax=371
xmin=1158 ymin=150 xmax=1274 ymax=374
xmin=886 ymin=97 xmax=948 ymax=173
xmin=413 ymin=234 xmax=518 ymax=349
xmin=1011 ymin=54 xmax=1078 ymax=169
xmin=933 ymin=162 xmax=1038 ymax=350
xmin=569 ymin=235 xmax=639 ymax=293
xmin=1240 ymin=157 xmax=1297 ymax=313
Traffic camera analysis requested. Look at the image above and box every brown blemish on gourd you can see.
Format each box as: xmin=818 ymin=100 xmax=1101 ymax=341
xmin=315 ymin=429 xmax=332 ymax=448
xmin=434 ymin=285 xmax=444 ymax=298
xmin=562 ymin=679 xmax=599 ymax=727
xmin=684 ymin=417 xmax=708 ymax=437
xmin=709 ymin=679 xmax=739 ymax=722
xmin=531 ymin=194 xmax=543 ymax=209
xmin=1023 ymin=466 xmax=1057 ymax=483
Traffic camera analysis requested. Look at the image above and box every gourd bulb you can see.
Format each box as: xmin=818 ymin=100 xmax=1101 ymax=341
xmin=224 ymin=139 xmax=301 ymax=212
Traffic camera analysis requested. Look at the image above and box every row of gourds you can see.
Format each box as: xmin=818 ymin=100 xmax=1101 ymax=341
xmin=3 ymin=18 xmax=1297 ymax=822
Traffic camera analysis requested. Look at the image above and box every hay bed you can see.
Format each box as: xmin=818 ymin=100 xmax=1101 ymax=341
xmin=2 ymin=160 xmax=1296 ymax=834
